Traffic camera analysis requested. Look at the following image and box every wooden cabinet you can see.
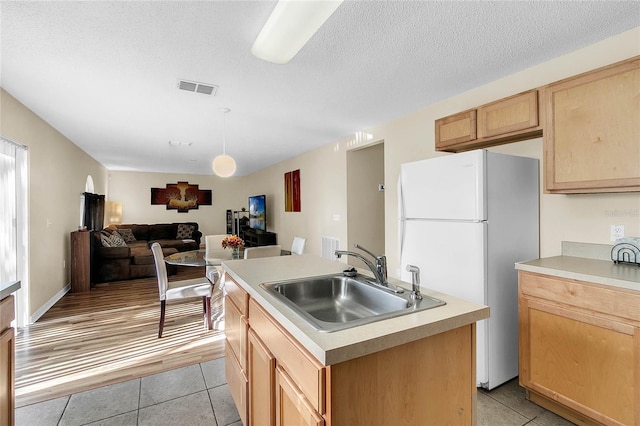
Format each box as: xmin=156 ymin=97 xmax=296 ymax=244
xmin=436 ymin=90 xmax=542 ymax=152
xmin=224 ymin=277 xmax=249 ymax=425
xmin=544 ymin=56 xmax=640 ymax=193
xmin=248 ymin=329 xmax=275 ymax=426
xmin=70 ymin=231 xmax=91 ymax=292
xmin=477 ymin=90 xmax=539 ymax=139
xmin=275 ymin=365 xmax=324 ymax=426
xmin=435 ymin=109 xmax=477 ymax=150
xmin=1 ymin=295 xmax=15 ymax=426
xmin=518 ymin=271 xmax=639 ymax=425
xmin=225 ymin=273 xmax=478 ymax=426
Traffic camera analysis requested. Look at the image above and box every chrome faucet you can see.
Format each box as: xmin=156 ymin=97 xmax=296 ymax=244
xmin=335 ymin=244 xmax=403 ymax=293
xmin=406 ymin=264 xmax=423 ymax=300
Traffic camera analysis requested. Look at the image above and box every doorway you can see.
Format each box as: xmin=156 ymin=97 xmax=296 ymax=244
xmin=346 ymin=142 xmax=385 ymax=268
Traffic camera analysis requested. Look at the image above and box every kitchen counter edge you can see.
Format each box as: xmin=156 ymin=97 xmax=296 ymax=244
xmin=515 ymin=255 xmax=640 ymax=292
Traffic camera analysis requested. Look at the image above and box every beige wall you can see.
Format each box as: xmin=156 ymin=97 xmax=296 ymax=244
xmin=242 ymin=27 xmax=640 ymax=278
xmin=106 ymin=171 xmax=246 ymax=237
xmin=1 ymin=88 xmax=108 ymax=317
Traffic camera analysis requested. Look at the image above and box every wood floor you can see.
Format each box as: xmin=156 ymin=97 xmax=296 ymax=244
xmin=14 ymin=266 xmax=225 ymax=408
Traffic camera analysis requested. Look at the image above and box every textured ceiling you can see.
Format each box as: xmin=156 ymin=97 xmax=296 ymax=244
xmin=1 ymin=1 xmax=638 ymax=176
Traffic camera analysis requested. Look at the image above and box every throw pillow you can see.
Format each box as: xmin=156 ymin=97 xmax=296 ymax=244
xmin=117 ymin=228 xmax=137 ymax=243
xmin=100 ymin=232 xmax=113 ymax=247
xmin=108 ymin=231 xmax=128 ymax=247
xmin=176 ymin=224 xmax=195 ymax=239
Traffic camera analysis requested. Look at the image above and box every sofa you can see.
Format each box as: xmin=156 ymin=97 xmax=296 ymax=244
xmin=91 ymin=222 xmax=202 ymax=283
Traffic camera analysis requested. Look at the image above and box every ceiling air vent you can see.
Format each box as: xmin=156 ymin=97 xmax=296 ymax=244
xmin=177 ymin=79 xmax=218 ymax=96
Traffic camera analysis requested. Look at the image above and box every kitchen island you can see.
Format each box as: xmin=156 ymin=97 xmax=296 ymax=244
xmin=222 ymin=254 xmax=489 ymax=426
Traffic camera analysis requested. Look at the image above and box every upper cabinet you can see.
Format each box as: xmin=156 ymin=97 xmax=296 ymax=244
xmin=435 ymin=90 xmax=542 ymax=152
xmin=477 ymin=90 xmax=539 ymax=139
xmin=544 ymin=56 xmax=640 ymax=193
xmin=434 ymin=109 xmax=477 ymax=150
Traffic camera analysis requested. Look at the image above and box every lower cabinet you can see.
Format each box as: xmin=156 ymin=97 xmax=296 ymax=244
xmin=518 ymin=271 xmax=639 ymax=426
xmin=1 ymin=295 xmax=16 ymax=426
xmin=248 ymin=329 xmax=275 ymax=426
xmin=224 ymin=277 xmax=249 ymax=425
xmin=274 ymin=365 xmax=324 ymax=426
xmin=225 ymin=274 xmax=477 ymax=426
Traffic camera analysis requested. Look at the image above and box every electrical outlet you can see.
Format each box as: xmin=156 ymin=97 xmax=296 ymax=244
xmin=611 ymin=225 xmax=625 ymax=241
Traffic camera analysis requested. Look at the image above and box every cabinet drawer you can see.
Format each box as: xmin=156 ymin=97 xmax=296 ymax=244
xmin=225 ymin=296 xmax=248 ymax=370
xmin=249 ymin=299 xmax=325 ymax=414
xmin=225 ymin=345 xmax=248 ymax=426
xmin=518 ymin=271 xmax=640 ymax=323
xmin=225 ymin=275 xmax=249 ymax=316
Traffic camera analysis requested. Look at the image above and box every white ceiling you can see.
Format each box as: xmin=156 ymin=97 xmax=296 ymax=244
xmin=1 ymin=1 xmax=638 ymax=176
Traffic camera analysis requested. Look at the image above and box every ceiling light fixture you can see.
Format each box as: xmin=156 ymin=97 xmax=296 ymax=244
xmin=212 ymin=108 xmax=237 ymax=178
xmin=251 ymin=0 xmax=344 ymax=64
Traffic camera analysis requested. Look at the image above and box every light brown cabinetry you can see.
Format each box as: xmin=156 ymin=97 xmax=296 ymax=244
xmin=248 ymin=329 xmax=275 ymax=426
xmin=225 ymin=274 xmax=478 ymax=426
xmin=436 ymin=90 xmax=542 ymax=152
xmin=544 ymin=56 xmax=640 ymax=193
xmin=224 ymin=277 xmax=249 ymax=426
xmin=1 ymin=295 xmax=15 ymax=426
xmin=435 ymin=109 xmax=477 ymax=150
xmin=518 ymin=271 xmax=639 ymax=426
xmin=70 ymin=231 xmax=91 ymax=292
xmin=477 ymin=90 xmax=539 ymax=139
xmin=274 ymin=365 xmax=324 ymax=426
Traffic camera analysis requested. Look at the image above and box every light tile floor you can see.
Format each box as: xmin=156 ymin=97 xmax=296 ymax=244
xmin=16 ymin=358 xmax=575 ymax=426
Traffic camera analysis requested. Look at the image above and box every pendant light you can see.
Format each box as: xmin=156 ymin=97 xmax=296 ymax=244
xmin=212 ymin=107 xmax=237 ymax=177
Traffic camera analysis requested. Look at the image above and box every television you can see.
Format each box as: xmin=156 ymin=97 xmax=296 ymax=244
xmin=248 ymin=194 xmax=267 ymax=231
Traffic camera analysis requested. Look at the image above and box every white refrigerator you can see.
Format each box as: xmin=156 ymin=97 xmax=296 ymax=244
xmin=399 ymin=149 xmax=539 ymax=390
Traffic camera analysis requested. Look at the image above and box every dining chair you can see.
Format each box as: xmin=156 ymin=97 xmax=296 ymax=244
xmin=291 ymin=237 xmax=306 ymax=255
xmin=151 ymin=243 xmax=213 ymax=338
xmin=204 ymin=234 xmax=232 ymax=283
xmin=244 ymin=245 xmax=282 ymax=259
xmin=204 ymin=234 xmax=232 ymax=329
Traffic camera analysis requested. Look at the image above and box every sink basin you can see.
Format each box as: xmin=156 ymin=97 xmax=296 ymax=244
xmin=260 ymin=274 xmax=446 ymax=332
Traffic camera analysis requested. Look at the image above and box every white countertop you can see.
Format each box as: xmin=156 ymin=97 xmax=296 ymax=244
xmin=0 ymin=280 xmax=21 ymax=300
xmin=516 ymin=256 xmax=640 ymax=292
xmin=222 ymin=254 xmax=489 ymax=366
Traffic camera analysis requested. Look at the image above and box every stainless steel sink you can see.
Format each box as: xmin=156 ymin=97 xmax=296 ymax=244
xmin=260 ymin=274 xmax=446 ymax=332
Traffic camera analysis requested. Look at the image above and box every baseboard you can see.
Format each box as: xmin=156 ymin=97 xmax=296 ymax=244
xmin=30 ymin=284 xmax=70 ymax=324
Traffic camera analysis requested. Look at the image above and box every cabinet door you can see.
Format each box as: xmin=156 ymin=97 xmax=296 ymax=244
xmin=544 ymin=56 xmax=640 ymax=193
xmin=0 ymin=327 xmax=15 ymax=426
xmin=225 ymin=345 xmax=248 ymax=426
xmin=477 ymin=90 xmax=538 ymax=138
xmin=435 ymin=109 xmax=477 ymax=150
xmin=275 ymin=365 xmax=324 ymax=426
xmin=519 ymin=297 xmax=638 ymax=425
xmin=225 ymin=297 xmax=247 ymax=370
xmin=248 ymin=329 xmax=275 ymax=426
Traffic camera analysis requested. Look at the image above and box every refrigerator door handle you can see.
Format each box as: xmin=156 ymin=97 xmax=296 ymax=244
xmin=398 ymin=177 xmax=406 ymax=256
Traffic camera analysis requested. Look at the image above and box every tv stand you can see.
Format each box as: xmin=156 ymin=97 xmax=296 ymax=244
xmin=243 ymin=229 xmax=277 ymax=247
